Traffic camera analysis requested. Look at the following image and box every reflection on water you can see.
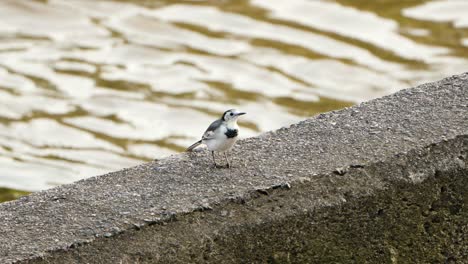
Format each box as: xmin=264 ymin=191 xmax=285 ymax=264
xmin=0 ymin=0 xmax=467 ymax=193
xmin=0 ymin=187 xmax=28 ymax=203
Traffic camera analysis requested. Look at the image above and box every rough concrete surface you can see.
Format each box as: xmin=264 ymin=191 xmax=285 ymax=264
xmin=0 ymin=73 xmax=467 ymax=263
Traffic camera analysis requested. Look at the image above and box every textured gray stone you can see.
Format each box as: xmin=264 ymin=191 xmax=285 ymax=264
xmin=0 ymin=73 xmax=467 ymax=263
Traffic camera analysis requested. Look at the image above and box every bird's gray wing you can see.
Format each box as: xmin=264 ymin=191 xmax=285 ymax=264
xmin=202 ymin=119 xmax=222 ymax=140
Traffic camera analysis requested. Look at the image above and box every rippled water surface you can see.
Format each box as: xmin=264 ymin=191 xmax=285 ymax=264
xmin=0 ymin=0 xmax=467 ymax=192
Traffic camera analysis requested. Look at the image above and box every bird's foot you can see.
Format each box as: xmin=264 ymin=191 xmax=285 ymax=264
xmin=213 ymin=164 xmax=230 ymax=169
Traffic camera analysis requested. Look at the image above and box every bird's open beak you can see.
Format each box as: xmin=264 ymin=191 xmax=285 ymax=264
xmin=236 ymin=112 xmax=246 ymax=116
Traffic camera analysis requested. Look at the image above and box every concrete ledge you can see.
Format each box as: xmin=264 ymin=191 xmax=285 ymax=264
xmin=1 ymin=73 xmax=467 ymax=263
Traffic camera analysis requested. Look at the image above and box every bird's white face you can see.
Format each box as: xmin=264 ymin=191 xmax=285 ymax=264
xmin=222 ymin=109 xmax=246 ymax=122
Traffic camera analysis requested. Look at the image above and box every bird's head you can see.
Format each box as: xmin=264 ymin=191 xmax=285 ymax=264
xmin=222 ymin=109 xmax=246 ymax=122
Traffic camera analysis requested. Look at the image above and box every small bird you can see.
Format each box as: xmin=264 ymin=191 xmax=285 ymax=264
xmin=187 ymin=109 xmax=246 ymax=168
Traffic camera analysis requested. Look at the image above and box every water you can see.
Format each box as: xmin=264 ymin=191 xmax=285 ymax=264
xmin=0 ymin=0 xmax=467 ymax=193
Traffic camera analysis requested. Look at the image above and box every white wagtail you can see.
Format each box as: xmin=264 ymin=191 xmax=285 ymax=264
xmin=187 ymin=109 xmax=246 ymax=168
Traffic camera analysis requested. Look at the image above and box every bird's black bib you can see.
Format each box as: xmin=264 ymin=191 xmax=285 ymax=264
xmin=225 ymin=129 xmax=238 ymax=138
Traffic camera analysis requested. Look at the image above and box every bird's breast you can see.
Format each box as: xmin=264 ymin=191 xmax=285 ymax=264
xmin=225 ymin=128 xmax=238 ymax=138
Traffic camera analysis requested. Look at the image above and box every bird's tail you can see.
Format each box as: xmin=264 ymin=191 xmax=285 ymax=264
xmin=186 ymin=140 xmax=202 ymax=152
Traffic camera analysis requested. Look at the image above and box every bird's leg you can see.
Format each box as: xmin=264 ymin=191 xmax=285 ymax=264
xmin=212 ymin=151 xmax=218 ymax=168
xmin=224 ymin=151 xmax=230 ymax=168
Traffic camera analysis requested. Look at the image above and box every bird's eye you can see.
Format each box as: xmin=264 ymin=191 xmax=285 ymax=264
xmin=230 ymin=113 xmax=234 ymax=116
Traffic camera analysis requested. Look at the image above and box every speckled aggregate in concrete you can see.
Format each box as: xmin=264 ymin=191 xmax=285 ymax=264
xmin=0 ymin=73 xmax=467 ymax=263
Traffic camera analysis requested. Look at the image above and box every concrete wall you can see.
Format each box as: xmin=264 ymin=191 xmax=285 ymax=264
xmin=0 ymin=73 xmax=467 ymax=263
